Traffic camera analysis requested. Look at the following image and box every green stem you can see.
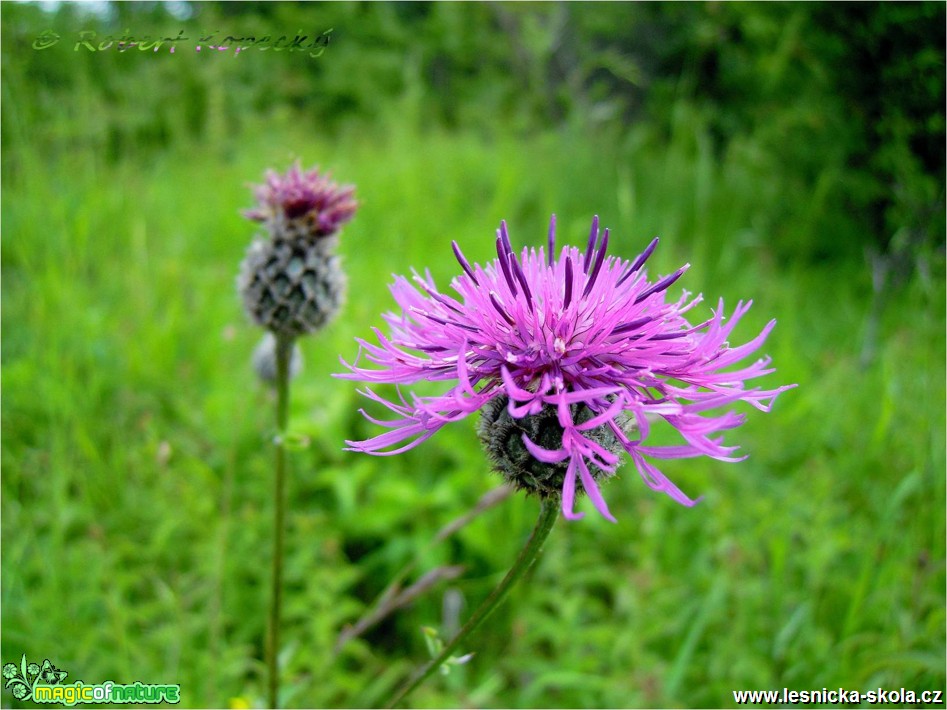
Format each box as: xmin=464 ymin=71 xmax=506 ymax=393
xmin=384 ymin=497 xmax=559 ymax=709
xmin=267 ymin=334 xmax=293 ymax=710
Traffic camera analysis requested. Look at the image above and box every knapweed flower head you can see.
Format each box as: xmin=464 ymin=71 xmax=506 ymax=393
xmin=238 ymin=162 xmax=357 ymax=338
xmin=339 ymin=216 xmax=794 ymax=522
xmin=244 ymin=160 xmax=357 ymax=238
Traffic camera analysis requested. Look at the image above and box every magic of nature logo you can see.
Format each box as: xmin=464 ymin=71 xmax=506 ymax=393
xmin=3 ymin=654 xmax=180 ymax=706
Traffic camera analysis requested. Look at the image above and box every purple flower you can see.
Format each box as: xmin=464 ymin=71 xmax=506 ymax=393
xmin=245 ymin=161 xmax=357 ymax=238
xmin=338 ymin=216 xmax=794 ymax=522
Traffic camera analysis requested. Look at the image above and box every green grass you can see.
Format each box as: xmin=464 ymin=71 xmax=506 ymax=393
xmin=3 ymin=103 xmax=944 ymax=709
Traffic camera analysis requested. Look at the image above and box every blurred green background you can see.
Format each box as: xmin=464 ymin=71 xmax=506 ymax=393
xmin=2 ymin=2 xmax=944 ymax=708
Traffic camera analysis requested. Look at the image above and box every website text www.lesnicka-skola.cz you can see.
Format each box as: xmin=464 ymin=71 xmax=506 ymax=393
xmin=733 ymin=687 xmax=945 ymax=705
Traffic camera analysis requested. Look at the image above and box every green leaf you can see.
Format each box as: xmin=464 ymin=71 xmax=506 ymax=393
xmin=279 ymin=430 xmax=311 ymax=451
xmin=421 ymin=626 xmax=443 ymax=658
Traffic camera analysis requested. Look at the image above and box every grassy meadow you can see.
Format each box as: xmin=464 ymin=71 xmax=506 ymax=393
xmin=2 ymin=3 xmax=945 ymax=708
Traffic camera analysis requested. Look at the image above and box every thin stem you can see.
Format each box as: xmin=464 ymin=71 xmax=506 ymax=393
xmin=384 ymin=497 xmax=559 ymax=709
xmin=267 ymin=334 xmax=293 ymax=710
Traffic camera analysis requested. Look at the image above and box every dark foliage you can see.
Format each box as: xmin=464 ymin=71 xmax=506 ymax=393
xmin=2 ymin=0 xmax=943 ymax=262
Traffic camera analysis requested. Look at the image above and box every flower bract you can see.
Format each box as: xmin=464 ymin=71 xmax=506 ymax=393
xmin=238 ymin=162 xmax=356 ymax=337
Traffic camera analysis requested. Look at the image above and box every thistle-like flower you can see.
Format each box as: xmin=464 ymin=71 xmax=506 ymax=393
xmin=236 ymin=163 xmax=358 ymax=710
xmin=339 ymin=216 xmax=794 ymax=522
xmin=238 ymin=162 xmax=356 ymax=338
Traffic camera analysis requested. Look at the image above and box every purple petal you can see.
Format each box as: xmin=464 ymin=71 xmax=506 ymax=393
xmin=561 ymin=459 xmax=584 ymax=520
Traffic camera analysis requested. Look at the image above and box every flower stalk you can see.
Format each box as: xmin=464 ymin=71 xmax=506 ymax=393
xmin=267 ymin=333 xmax=293 ymax=709
xmin=384 ymin=498 xmax=559 ymax=709
xmin=239 ymin=162 xmax=357 ymax=707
